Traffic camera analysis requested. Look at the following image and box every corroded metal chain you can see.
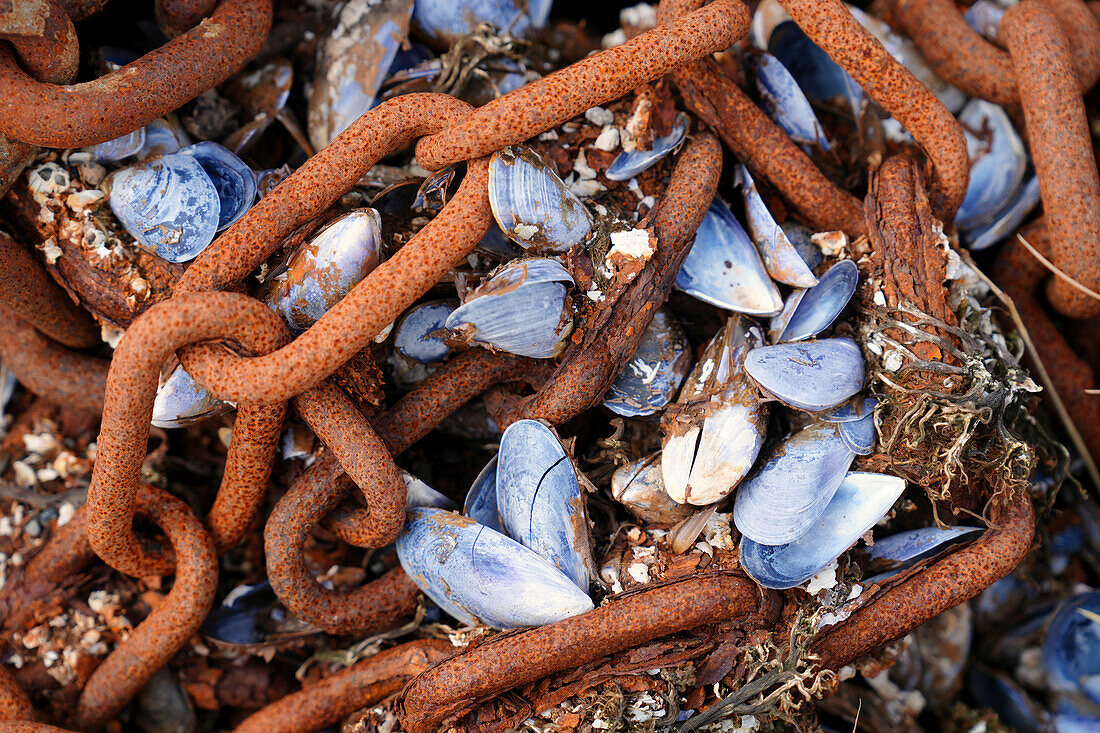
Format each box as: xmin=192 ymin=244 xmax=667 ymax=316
xmin=0 ymin=0 xmax=1066 ymax=728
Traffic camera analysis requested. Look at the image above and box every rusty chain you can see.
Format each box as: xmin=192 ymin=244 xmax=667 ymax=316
xmin=2 ymin=0 xmax=1092 ymax=727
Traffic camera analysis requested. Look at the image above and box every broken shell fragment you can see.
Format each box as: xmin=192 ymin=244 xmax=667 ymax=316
xmin=488 ymin=145 xmax=593 ymax=253
xmin=611 ymin=455 xmax=694 ymax=525
xmin=179 ymin=141 xmax=257 ymax=231
xmin=745 ymin=337 xmax=865 ymax=411
xmin=394 ymin=300 xmax=456 ymax=364
xmin=605 ymin=113 xmax=688 ymax=181
xmin=777 ymin=259 xmax=858 ymax=342
xmin=739 ymin=471 xmax=907 ymax=589
xmin=496 ymin=420 xmax=595 ymax=591
xmin=265 ymin=209 xmax=383 ymax=333
xmin=603 ymin=310 xmax=691 ymax=417
xmin=86 ymin=128 xmax=146 ymax=163
xmin=108 ymin=153 xmax=220 ymax=263
xmin=737 ymin=164 xmax=819 ymax=288
xmin=444 ymin=258 xmax=575 ymax=359
xmin=404 ymin=473 xmax=455 ymax=510
xmin=837 ymin=409 xmax=875 ymax=455
xmin=661 ymin=316 xmax=768 ymax=506
xmin=396 ymin=507 xmax=594 ymax=630
xmin=674 ymin=199 xmax=783 ymax=316
xmin=151 ymin=364 xmax=231 ymax=429
xmin=732 ymin=421 xmax=856 ymax=545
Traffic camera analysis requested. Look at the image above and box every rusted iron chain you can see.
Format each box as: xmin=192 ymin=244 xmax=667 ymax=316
xmin=87 ymin=292 xmax=289 ymax=578
xmin=0 ymin=0 xmax=272 ymax=148
xmin=157 ymin=0 xmax=218 ymax=36
xmin=506 ymin=132 xmax=722 ymax=426
xmin=0 ymin=230 xmax=99 ymax=349
xmin=778 ymin=0 xmax=969 ymax=221
xmin=232 ymin=640 xmax=455 ymax=733
xmin=0 ymin=664 xmax=38 ymax=722
xmin=174 ymin=94 xmax=477 ymax=294
xmin=396 ymin=571 xmax=777 ymax=732
xmin=1002 ymin=1 xmax=1100 ymax=320
xmin=54 ymin=0 xmax=111 ymax=21
xmin=72 ymin=484 xmax=218 ymax=731
xmin=0 ymin=305 xmax=107 ymax=414
xmin=265 ymin=450 xmax=420 ymax=636
xmin=413 ymin=0 xmax=749 ymax=170
xmin=657 ymin=0 xmax=867 ymax=237
xmin=883 ymin=0 xmax=1100 ymax=106
xmin=991 ymin=221 xmax=1100 ymax=461
xmin=0 ymin=0 xmax=78 ymax=86
xmin=812 ymin=491 xmax=1035 ymax=669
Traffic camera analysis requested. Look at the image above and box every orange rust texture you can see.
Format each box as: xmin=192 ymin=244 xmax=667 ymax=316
xmin=883 ymin=0 xmax=1100 ymax=106
xmin=779 ymin=0 xmax=970 ymax=221
xmin=232 ymin=640 xmax=454 ymax=733
xmin=992 ymin=221 xmax=1100 ymax=462
xmin=813 ymin=491 xmax=1034 ymax=668
xmin=413 ymin=0 xmax=750 ymax=169
xmin=1002 ymin=1 xmax=1100 ymax=319
xmin=0 ymin=0 xmax=272 ymax=147
xmin=0 ymin=0 xmax=78 ymax=85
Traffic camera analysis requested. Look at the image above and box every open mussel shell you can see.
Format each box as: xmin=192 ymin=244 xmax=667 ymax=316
xmin=745 ymin=52 xmax=830 ymax=150
xmin=605 ymin=113 xmax=688 ymax=181
xmin=489 ymin=145 xmax=593 ymax=253
xmin=837 ymin=409 xmax=875 ymax=455
xmin=108 ymin=153 xmax=220 ymax=263
xmin=397 ymin=507 xmax=594 ymax=630
xmin=265 ymin=209 xmax=383 ymax=333
xmin=777 ymin=259 xmax=858 ymax=342
xmin=661 ymin=316 xmax=768 ymax=506
xmin=611 ymin=455 xmax=694 ymax=525
xmin=737 ymin=165 xmax=819 ymax=288
xmin=308 ymin=0 xmax=414 ymax=150
xmin=413 ymin=0 xmax=552 ymax=43
xmin=745 ymin=337 xmax=865 ymax=411
xmin=956 ymin=99 xmax=1027 ymax=230
xmin=86 ymin=128 xmax=146 ymax=163
xmin=463 ymin=455 xmax=504 ymax=533
xmin=766 ymin=20 xmax=863 ymax=115
xmin=179 ymin=142 xmax=257 ymax=231
xmin=964 ymin=175 xmax=1041 ymax=252
xmin=733 ymin=422 xmax=856 ymax=545
xmin=603 ymin=310 xmax=691 ymax=417
xmin=497 ymin=420 xmax=595 ymax=591
xmin=445 ymin=258 xmax=575 ymax=358
xmin=675 ymin=199 xmax=783 ymax=315
xmin=866 ymin=525 xmax=984 ymax=567
xmin=151 ymin=364 xmax=231 ymax=429
xmin=1041 ymin=592 xmax=1100 ymax=697
xmin=739 ymin=471 xmax=906 ymax=589
xmin=394 ymin=300 xmax=456 ymax=364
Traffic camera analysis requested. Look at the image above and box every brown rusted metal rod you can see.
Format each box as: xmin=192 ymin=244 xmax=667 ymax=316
xmin=1002 ymin=0 xmax=1100 ymax=319
xmin=779 ymin=0 xmax=970 ymax=221
xmin=396 ymin=572 xmax=775 ymax=732
xmin=812 ymin=491 xmax=1035 ymax=669
xmin=0 ymin=304 xmax=108 ymax=414
xmin=0 ymin=230 xmax=99 ymax=349
xmin=0 ymin=0 xmax=78 ymax=86
xmin=0 ymin=0 xmax=272 ymax=147
xmin=232 ymin=640 xmax=455 ymax=733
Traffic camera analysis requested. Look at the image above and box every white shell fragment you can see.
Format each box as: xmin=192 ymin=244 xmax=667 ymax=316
xmin=675 ymin=199 xmax=783 ymax=315
xmin=739 ymin=472 xmax=906 ymax=589
xmin=745 ymin=338 xmax=865 ymax=411
xmin=445 ymin=258 xmax=575 ymax=359
xmin=397 ymin=507 xmax=594 ymax=629
xmin=777 ymin=259 xmax=858 ymax=342
xmin=496 ymin=420 xmax=595 ymax=591
xmin=265 ymin=209 xmax=383 ymax=333
xmin=489 ymin=145 xmax=593 ymax=253
xmin=109 ymin=153 xmax=220 ymax=263
xmin=732 ymin=422 xmax=856 ymax=545
xmin=738 ymin=165 xmax=819 ymax=288
xmin=661 ymin=316 xmax=768 ymax=506
xmin=605 ymin=113 xmax=688 ymax=181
